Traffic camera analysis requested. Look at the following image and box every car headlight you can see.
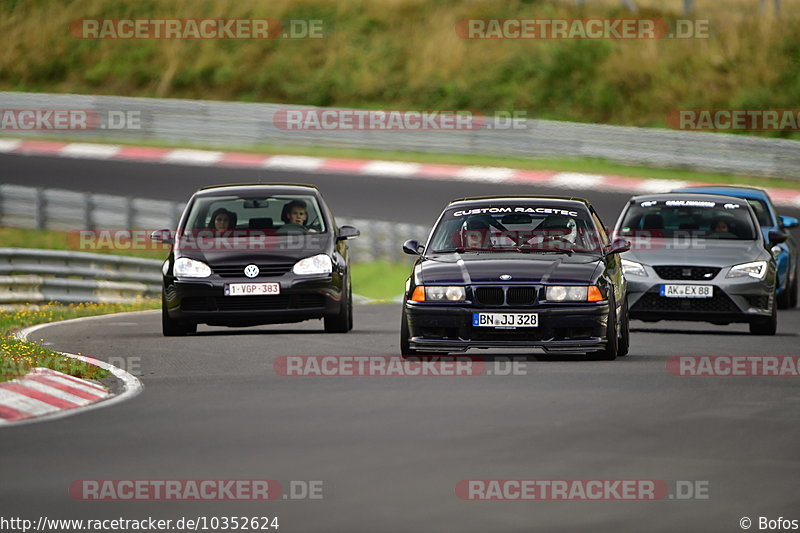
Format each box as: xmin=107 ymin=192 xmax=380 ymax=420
xmin=410 ymin=286 xmax=466 ymax=302
xmin=727 ymin=261 xmax=767 ymax=280
xmin=546 ymin=285 xmax=603 ymax=302
xmin=621 ymin=259 xmax=647 ymax=277
xmin=293 ymin=254 xmax=333 ymax=275
xmin=173 ymin=257 xmax=211 ymax=278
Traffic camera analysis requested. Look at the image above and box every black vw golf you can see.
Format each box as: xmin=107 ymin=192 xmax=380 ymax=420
xmin=153 ymin=183 xmax=358 ymax=336
xmin=400 ymin=196 xmax=631 ymax=360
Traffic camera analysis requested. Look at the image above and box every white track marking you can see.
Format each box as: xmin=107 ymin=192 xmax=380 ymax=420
xmin=61 ymin=143 xmax=121 ymax=159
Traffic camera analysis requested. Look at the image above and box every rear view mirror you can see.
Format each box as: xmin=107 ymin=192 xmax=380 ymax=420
xmin=500 ymin=214 xmax=533 ymax=225
xmin=606 ymin=238 xmax=631 ymax=255
xmin=768 ymin=230 xmax=787 ymax=245
xmin=337 ymin=225 xmax=360 ymax=240
xmin=403 ymin=239 xmax=424 ymax=256
xmin=779 ymin=215 xmax=799 ymax=229
xmin=150 ymin=229 xmax=174 ymax=244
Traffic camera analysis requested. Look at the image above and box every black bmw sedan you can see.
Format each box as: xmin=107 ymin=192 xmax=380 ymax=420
xmin=400 ymin=196 xmax=631 ymax=360
xmin=153 ymin=183 xmax=358 ymax=336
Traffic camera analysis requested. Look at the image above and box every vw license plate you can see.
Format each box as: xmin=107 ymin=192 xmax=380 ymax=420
xmin=473 ymin=313 xmax=538 ymax=328
xmin=660 ymin=284 xmax=713 ymax=298
xmin=225 ymin=282 xmax=280 ymax=296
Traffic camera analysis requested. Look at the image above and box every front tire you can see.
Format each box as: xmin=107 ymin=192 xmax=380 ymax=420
xmin=617 ymin=298 xmax=630 ymax=357
xmin=749 ymin=294 xmax=777 ymax=335
xmin=591 ymin=294 xmax=618 ymax=361
xmin=162 ymin=294 xmax=196 ymax=336
xmin=324 ymin=276 xmax=353 ymax=333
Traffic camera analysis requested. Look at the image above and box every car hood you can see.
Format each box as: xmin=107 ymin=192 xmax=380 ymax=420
xmin=417 ymin=253 xmax=602 ymax=285
xmin=622 ymin=239 xmax=769 ymax=267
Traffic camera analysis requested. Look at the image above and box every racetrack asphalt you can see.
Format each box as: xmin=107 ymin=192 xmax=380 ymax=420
xmin=2 ymin=153 xmax=800 ymax=532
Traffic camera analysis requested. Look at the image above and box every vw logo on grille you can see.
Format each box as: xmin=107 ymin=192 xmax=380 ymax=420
xmin=500 ymin=274 xmax=512 ymax=281
xmin=244 ymin=264 xmax=260 ymax=278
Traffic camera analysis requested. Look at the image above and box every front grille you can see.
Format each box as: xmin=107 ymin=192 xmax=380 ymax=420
xmin=507 ymin=287 xmax=537 ymax=305
xmin=631 ymin=290 xmax=738 ymax=314
xmin=181 ymin=294 xmax=325 ymax=312
xmin=471 ymin=329 xmax=546 ymax=341
xmin=475 ymin=287 xmax=504 ymax=306
xmin=212 ymin=263 xmax=293 ymax=278
xmin=653 ymin=266 xmax=720 ymax=281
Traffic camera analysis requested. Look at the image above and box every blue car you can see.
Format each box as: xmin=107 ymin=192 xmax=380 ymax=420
xmin=671 ymin=185 xmax=799 ymax=308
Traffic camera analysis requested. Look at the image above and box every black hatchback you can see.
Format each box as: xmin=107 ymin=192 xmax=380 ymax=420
xmin=400 ymin=196 xmax=631 ymax=360
xmin=152 ymin=183 xmax=359 ymax=336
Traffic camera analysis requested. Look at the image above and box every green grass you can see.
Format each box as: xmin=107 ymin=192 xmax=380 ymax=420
xmin=350 ymin=261 xmax=411 ymax=300
xmin=3 ymin=0 xmax=800 ymax=137
xmin=0 ymin=300 xmax=158 ymax=382
xmin=5 ymin=133 xmax=800 ymax=191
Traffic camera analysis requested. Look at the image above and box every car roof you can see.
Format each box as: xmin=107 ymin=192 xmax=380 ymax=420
xmin=447 ymin=195 xmax=592 ymax=209
xmin=195 ymin=183 xmax=320 ymax=197
xmin=671 ymin=185 xmax=769 ymax=201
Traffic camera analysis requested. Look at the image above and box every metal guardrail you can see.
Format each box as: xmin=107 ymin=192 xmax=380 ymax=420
xmin=1 ymin=91 xmax=799 ymax=179
xmin=0 ymin=184 xmax=430 ymax=264
xmin=0 ymin=248 xmax=161 ymax=304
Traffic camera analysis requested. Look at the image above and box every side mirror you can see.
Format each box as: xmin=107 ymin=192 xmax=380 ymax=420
xmin=606 ymin=238 xmax=631 ymax=255
xmin=768 ymin=230 xmax=788 ymax=245
xmin=150 ymin=229 xmax=174 ymax=244
xmin=337 ymin=225 xmax=360 ymax=241
xmin=403 ymin=239 xmax=424 ymax=256
xmin=779 ymin=215 xmax=799 ymax=229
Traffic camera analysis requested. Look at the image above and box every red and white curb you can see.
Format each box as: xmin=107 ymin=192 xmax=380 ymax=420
xmin=0 ymin=315 xmax=145 ymax=426
xmin=0 ymin=368 xmax=109 ymax=424
xmin=3 ymin=138 xmax=800 ymax=208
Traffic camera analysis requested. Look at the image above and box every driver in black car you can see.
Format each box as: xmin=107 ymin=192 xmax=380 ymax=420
xmin=280 ymin=199 xmax=317 ymax=233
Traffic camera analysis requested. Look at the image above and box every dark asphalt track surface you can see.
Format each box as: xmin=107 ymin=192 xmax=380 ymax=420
xmin=2 ymin=153 xmax=800 ymax=532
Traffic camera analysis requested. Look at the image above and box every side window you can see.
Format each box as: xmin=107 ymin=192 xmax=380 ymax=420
xmin=590 ymin=209 xmax=610 ymax=246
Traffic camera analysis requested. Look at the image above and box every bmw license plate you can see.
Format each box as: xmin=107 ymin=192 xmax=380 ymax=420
xmin=660 ymin=284 xmax=713 ymax=298
xmin=473 ymin=313 xmax=538 ymax=328
xmin=225 ymin=282 xmax=280 ymax=296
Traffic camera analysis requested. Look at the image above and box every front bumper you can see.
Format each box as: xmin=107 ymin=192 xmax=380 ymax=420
xmin=405 ymin=302 xmax=610 ymax=353
xmin=165 ymin=275 xmax=341 ymax=325
xmin=626 ymin=275 xmax=773 ymax=324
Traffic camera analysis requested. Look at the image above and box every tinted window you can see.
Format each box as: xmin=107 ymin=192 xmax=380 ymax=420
xmin=746 ymin=199 xmax=773 ymax=226
xmin=428 ymin=204 xmax=602 ymax=254
xmin=184 ymin=194 xmax=326 ymax=233
xmin=619 ymin=199 xmax=757 ymax=240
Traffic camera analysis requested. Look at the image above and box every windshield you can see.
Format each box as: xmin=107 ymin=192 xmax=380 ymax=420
xmin=619 ymin=199 xmax=757 ymax=240
xmin=183 ymin=194 xmax=326 ymax=234
xmin=428 ymin=205 xmax=603 ymax=254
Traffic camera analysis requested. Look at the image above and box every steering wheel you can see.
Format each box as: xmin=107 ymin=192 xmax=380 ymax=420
xmin=277 ymin=223 xmax=309 ymax=235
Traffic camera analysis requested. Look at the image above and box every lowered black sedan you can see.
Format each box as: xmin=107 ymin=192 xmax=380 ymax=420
xmin=153 ymin=183 xmax=358 ymax=336
xmin=400 ymin=196 xmax=631 ymax=360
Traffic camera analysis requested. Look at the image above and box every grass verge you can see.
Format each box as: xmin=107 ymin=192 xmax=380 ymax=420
xmin=0 ymin=300 xmax=158 ymax=383
xmin=350 ymin=261 xmax=411 ymax=301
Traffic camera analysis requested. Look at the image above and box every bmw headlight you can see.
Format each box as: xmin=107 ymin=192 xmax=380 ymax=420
xmin=411 ymin=286 xmax=466 ymax=302
xmin=545 ymin=286 xmax=603 ymax=302
xmin=293 ymin=254 xmax=333 ymax=275
xmin=727 ymin=261 xmax=767 ymax=280
xmin=621 ymin=259 xmax=647 ymax=277
xmin=173 ymin=257 xmax=211 ymax=278
xmin=425 ymin=286 xmax=466 ymax=302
